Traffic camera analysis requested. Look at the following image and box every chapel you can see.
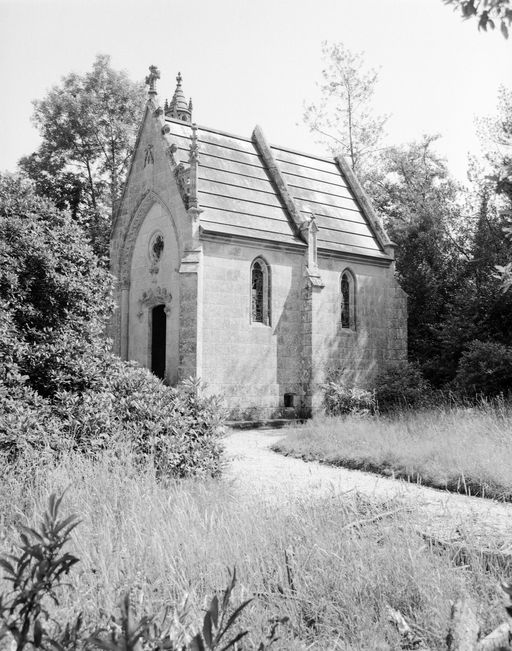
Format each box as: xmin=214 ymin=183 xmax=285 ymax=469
xmin=110 ymin=67 xmax=407 ymax=417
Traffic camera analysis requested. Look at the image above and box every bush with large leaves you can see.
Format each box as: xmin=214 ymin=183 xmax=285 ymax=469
xmin=0 ymin=175 xmax=224 ymax=476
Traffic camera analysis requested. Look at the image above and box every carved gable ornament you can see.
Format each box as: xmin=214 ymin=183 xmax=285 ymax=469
xmin=137 ymin=286 xmax=172 ymax=321
xmin=143 ymin=144 xmax=154 ymax=167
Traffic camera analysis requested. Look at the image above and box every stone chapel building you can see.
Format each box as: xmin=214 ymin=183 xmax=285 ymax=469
xmin=110 ymin=67 xmax=407 ymax=417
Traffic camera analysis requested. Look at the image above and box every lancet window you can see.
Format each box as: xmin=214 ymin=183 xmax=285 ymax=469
xmin=251 ymin=258 xmax=271 ymax=325
xmin=341 ymin=270 xmax=356 ymax=330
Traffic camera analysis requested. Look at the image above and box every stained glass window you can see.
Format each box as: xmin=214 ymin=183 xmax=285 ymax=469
xmin=251 ymin=258 xmax=270 ymax=325
xmin=341 ymin=271 xmax=355 ymax=329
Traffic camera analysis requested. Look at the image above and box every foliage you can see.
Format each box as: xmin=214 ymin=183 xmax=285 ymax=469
xmin=273 ymin=401 xmax=512 ymax=501
xmin=444 ymin=0 xmax=512 ymax=37
xmin=0 ymin=174 xmax=225 ymax=478
xmin=0 ymin=173 xmax=114 ymax=399
xmin=321 ymin=379 xmax=376 ymax=417
xmin=19 ymin=54 xmax=146 ymax=257
xmin=54 ymin=371 xmax=226 ymax=478
xmin=3 ymin=451 xmax=512 ymax=649
xmin=477 ymin=86 xmax=512 ymax=292
xmin=0 ymin=493 xmax=81 ymax=650
xmin=1 ymin=367 xmax=225 ymax=479
xmin=367 ymin=136 xmax=468 ymax=385
xmin=304 ymin=42 xmax=388 ymax=174
xmin=454 ymin=340 xmax=512 ymax=397
xmin=373 ymin=362 xmax=432 ymax=412
xmin=0 ymin=494 xmax=283 ymax=651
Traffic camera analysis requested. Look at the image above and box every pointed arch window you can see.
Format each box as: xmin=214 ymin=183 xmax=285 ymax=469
xmin=251 ymin=258 xmax=271 ymax=325
xmin=341 ymin=270 xmax=356 ymax=330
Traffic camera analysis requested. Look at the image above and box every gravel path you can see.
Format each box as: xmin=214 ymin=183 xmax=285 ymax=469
xmin=223 ymin=428 xmax=512 ymax=555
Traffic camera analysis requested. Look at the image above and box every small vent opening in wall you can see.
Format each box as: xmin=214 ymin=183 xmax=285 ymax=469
xmin=284 ymin=393 xmax=295 ymax=408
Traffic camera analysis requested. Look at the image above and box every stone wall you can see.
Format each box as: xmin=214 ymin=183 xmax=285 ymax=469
xmin=200 ymin=240 xmax=407 ymax=418
xmin=200 ymin=240 xmax=305 ymax=418
xmin=127 ymin=202 xmax=180 ymax=384
xmin=110 ymin=104 xmax=198 ymax=379
xmin=305 ymin=254 xmax=407 ymax=412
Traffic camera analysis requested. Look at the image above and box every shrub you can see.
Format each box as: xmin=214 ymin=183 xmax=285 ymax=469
xmin=58 ymin=366 xmax=226 ymax=477
xmin=373 ymin=361 xmax=431 ymax=412
xmin=454 ymin=340 xmax=512 ymax=398
xmin=321 ymin=380 xmax=376 ymax=416
xmin=0 ymin=176 xmax=225 ymax=478
xmin=1 ymin=366 xmax=226 ymax=478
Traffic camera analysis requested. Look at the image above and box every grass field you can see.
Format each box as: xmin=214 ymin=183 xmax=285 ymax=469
xmin=272 ymin=403 xmax=512 ymax=501
xmin=0 ymin=444 xmax=508 ymax=649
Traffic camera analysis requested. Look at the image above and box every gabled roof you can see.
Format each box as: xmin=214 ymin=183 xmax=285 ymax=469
xmin=164 ymin=117 xmax=390 ymax=259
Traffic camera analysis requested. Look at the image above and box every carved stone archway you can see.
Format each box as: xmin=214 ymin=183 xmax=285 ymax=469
xmin=137 ymin=286 xmax=172 ymax=321
xmin=119 ymin=189 xmax=181 ymax=288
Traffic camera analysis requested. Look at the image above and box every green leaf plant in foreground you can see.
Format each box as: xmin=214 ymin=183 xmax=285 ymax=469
xmin=0 ymin=493 xmax=288 ymax=650
xmin=0 ymin=491 xmax=81 ymax=650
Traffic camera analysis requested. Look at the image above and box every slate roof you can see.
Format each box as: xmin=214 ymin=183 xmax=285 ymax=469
xmin=165 ymin=118 xmax=388 ymax=259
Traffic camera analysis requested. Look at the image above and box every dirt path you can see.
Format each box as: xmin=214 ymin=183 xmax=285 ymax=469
xmin=223 ymin=428 xmax=512 ymax=554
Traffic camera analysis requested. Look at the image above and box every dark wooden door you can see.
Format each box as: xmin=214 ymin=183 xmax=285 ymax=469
xmin=151 ymin=304 xmax=166 ymax=380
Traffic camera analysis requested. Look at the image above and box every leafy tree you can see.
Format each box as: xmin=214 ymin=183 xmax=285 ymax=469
xmin=304 ymin=42 xmax=388 ymax=175
xmin=367 ymin=136 xmax=469 ymax=384
xmin=0 ymin=173 xmax=114 ymax=398
xmin=476 ymin=86 xmax=512 ymax=290
xmin=19 ymin=54 xmax=146 ymax=258
xmin=444 ymin=0 xmax=512 ymax=37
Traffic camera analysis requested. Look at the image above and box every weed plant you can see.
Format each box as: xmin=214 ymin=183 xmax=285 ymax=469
xmin=0 ymin=444 xmax=507 ymax=649
xmin=272 ymin=401 xmax=512 ymax=501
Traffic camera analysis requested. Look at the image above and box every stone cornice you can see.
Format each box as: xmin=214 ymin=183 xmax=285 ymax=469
xmin=199 ymin=229 xmax=393 ymax=267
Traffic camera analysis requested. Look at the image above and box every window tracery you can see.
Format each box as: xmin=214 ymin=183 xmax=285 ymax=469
xmin=251 ymin=258 xmax=271 ymax=325
xmin=341 ymin=270 xmax=356 ymax=330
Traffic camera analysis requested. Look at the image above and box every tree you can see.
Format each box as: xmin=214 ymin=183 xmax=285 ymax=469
xmin=476 ymin=86 xmax=512 ymax=290
xmin=0 ymin=173 xmax=114 ymax=398
xmin=366 ymin=136 xmax=469 ymax=384
xmin=19 ymin=54 xmax=146 ymax=258
xmin=443 ymin=0 xmax=512 ymax=37
xmin=304 ymin=42 xmax=388 ymax=175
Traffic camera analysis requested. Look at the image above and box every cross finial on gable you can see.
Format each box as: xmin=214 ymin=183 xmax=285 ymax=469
xmin=145 ymin=65 xmax=160 ymax=97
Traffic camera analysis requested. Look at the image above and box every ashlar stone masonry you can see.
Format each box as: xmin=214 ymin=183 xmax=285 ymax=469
xmin=110 ymin=67 xmax=407 ymax=417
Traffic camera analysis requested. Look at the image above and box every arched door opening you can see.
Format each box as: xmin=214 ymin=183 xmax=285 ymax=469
xmin=151 ymin=304 xmax=167 ymax=380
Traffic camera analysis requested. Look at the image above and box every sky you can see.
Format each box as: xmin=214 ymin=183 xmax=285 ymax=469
xmin=0 ymin=0 xmax=511 ymax=181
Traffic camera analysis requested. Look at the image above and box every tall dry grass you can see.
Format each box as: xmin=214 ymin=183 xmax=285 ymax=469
xmin=273 ymin=403 xmax=512 ymax=500
xmin=0 ymin=444 xmax=506 ymax=649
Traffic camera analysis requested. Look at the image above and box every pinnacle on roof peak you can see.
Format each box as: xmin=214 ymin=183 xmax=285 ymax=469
xmin=166 ymin=71 xmax=192 ymax=123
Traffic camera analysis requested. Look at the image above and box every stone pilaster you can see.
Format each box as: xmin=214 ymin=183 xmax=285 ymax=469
xmin=300 ymin=260 xmax=325 ymax=415
xmin=178 ymin=248 xmax=203 ymax=380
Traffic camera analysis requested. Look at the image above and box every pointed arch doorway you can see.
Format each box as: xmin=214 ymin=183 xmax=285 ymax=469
xmin=151 ymin=304 xmax=167 ymax=380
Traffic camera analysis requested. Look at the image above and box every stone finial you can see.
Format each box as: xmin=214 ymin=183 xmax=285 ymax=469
xmin=145 ymin=65 xmax=160 ymax=97
xmin=166 ymin=72 xmax=193 ymax=122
